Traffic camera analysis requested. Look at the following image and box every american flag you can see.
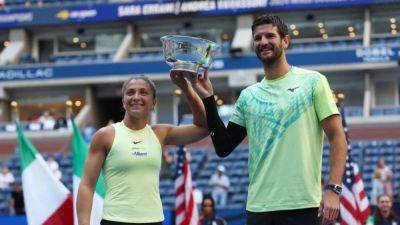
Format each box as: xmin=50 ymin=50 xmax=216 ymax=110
xmin=175 ymin=146 xmax=199 ymax=225
xmin=339 ymin=105 xmax=370 ymax=225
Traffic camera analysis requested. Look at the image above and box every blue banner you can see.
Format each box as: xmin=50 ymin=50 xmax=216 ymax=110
xmin=0 ymin=46 xmax=399 ymax=82
xmin=0 ymin=0 xmax=398 ymax=28
xmin=0 ymin=215 xmax=27 ymax=225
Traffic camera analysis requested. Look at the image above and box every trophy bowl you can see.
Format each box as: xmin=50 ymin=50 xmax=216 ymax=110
xmin=160 ymin=35 xmax=218 ymax=74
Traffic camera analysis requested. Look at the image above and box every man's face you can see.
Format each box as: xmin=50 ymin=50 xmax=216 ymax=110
xmin=252 ymin=24 xmax=289 ymax=65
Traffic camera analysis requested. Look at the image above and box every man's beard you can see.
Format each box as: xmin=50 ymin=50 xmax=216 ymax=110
xmin=255 ymin=43 xmax=283 ymax=65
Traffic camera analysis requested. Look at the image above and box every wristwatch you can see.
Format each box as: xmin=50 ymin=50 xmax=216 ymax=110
xmin=325 ymin=184 xmax=342 ymax=195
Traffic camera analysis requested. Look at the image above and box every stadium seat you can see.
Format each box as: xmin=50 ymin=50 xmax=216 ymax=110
xmin=50 ymin=52 xmax=112 ymax=64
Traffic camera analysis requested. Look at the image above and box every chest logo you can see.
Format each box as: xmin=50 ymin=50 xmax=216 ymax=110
xmin=287 ymin=86 xmax=300 ymax=92
xmin=132 ymin=151 xmax=148 ymax=157
xmin=131 ymin=146 xmax=148 ymax=157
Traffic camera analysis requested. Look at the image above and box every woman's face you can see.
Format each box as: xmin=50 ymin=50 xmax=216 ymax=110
xmin=202 ymin=199 xmax=214 ymax=217
xmin=378 ymin=158 xmax=385 ymax=168
xmin=122 ymin=79 xmax=156 ymax=119
xmin=377 ymin=195 xmax=392 ymax=215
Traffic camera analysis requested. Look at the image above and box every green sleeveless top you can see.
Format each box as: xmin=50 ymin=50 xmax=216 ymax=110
xmin=102 ymin=122 xmax=164 ymax=223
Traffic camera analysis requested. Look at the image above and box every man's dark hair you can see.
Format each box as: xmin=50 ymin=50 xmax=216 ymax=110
xmin=251 ymin=14 xmax=289 ymax=38
xmin=121 ymin=76 xmax=157 ymax=100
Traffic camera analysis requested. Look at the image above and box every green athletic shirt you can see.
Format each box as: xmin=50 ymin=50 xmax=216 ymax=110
xmin=230 ymin=66 xmax=339 ymax=212
xmin=102 ymin=122 xmax=164 ymax=223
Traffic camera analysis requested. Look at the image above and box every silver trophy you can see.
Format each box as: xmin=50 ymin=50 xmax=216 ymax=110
xmin=160 ymin=35 xmax=218 ymax=74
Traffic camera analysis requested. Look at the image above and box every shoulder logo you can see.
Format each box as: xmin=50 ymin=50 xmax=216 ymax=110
xmin=287 ymin=86 xmax=300 ymax=92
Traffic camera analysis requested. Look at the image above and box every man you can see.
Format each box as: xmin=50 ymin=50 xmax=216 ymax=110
xmin=209 ymin=165 xmax=230 ymax=207
xmin=8 ymin=182 xmax=25 ymax=215
xmin=47 ymin=155 xmax=62 ymax=180
xmin=192 ymin=181 xmax=203 ymax=211
xmin=190 ymin=14 xmax=348 ymax=225
xmin=0 ymin=166 xmax=15 ymax=190
xmin=38 ymin=110 xmax=55 ymax=130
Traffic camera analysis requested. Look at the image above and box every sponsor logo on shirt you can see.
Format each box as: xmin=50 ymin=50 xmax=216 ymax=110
xmin=287 ymin=86 xmax=300 ymax=92
xmin=132 ymin=151 xmax=148 ymax=157
xmin=131 ymin=147 xmax=148 ymax=157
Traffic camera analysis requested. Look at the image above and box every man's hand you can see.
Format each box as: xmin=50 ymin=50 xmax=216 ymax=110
xmin=318 ymin=189 xmax=340 ymax=225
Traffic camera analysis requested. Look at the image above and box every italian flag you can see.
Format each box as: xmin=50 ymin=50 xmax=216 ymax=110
xmin=71 ymin=119 xmax=105 ymax=225
xmin=17 ymin=124 xmax=73 ymax=225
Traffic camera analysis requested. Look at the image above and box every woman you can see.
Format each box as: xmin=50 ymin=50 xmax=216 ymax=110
xmin=371 ymin=170 xmax=384 ymax=207
xmin=199 ymin=194 xmax=227 ymax=225
xmin=376 ymin=158 xmax=394 ymax=198
xmin=367 ymin=194 xmax=399 ymax=225
xmin=77 ymin=71 xmax=208 ymax=225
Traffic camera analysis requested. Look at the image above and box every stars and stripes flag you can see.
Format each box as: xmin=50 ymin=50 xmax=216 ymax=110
xmin=175 ymin=146 xmax=199 ymax=225
xmin=339 ymin=105 xmax=370 ymax=225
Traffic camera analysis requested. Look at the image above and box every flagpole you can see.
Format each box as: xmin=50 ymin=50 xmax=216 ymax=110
xmin=15 ymin=103 xmax=74 ymax=225
xmin=173 ymin=88 xmax=199 ymax=225
xmin=66 ymin=100 xmax=73 ymax=120
xmin=337 ymin=91 xmax=371 ymax=225
xmin=335 ymin=92 xmax=348 ymax=142
xmin=10 ymin=100 xmax=19 ymax=123
xmin=336 ymin=93 xmax=345 ymax=109
xmin=174 ymin=88 xmax=182 ymax=125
